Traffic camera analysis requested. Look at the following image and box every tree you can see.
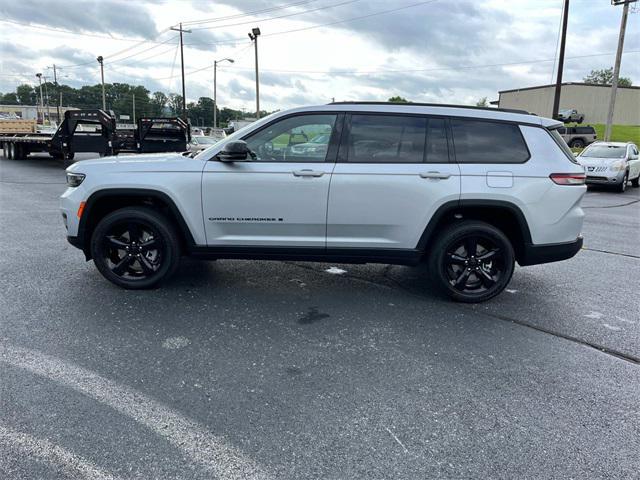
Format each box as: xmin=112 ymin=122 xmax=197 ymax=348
xmin=150 ymin=91 xmax=168 ymax=116
xmin=388 ymin=96 xmax=409 ymax=103
xmin=0 ymin=92 xmax=19 ymax=105
xmin=16 ymin=84 xmax=37 ymax=105
xmin=476 ymin=97 xmax=488 ymax=107
xmin=167 ymin=93 xmax=183 ymax=115
xmin=584 ymin=67 xmax=632 ymax=87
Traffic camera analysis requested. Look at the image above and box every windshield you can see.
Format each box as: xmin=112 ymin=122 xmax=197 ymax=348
xmin=581 ymin=145 xmax=626 ymax=159
xmin=195 ymin=137 xmax=218 ymax=144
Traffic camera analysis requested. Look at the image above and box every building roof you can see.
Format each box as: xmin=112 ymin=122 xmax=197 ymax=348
xmin=499 ymin=82 xmax=640 ymax=94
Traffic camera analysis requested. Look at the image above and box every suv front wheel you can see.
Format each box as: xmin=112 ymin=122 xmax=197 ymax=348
xmin=428 ymin=221 xmax=515 ymax=303
xmin=90 ymin=207 xmax=181 ymax=289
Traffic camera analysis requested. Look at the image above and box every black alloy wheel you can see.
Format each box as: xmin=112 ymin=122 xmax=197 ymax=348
xmin=90 ymin=207 xmax=180 ymax=289
xmin=429 ymin=221 xmax=515 ymax=303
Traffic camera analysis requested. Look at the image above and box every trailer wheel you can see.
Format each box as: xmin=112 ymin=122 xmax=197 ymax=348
xmin=7 ymin=143 xmax=14 ymax=160
xmin=1 ymin=143 xmax=6 ymax=159
xmin=14 ymin=144 xmax=24 ymax=160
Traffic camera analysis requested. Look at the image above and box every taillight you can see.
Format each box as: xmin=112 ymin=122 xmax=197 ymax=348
xmin=550 ymin=173 xmax=586 ymax=185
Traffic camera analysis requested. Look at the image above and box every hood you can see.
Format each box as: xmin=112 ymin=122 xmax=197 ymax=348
xmin=67 ymin=152 xmax=203 ymax=173
xmin=577 ymin=156 xmax=624 ymax=168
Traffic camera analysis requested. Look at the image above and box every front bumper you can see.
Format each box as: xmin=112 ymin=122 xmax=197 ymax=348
xmin=585 ymin=170 xmax=625 ymax=185
xmin=519 ymin=236 xmax=583 ymax=266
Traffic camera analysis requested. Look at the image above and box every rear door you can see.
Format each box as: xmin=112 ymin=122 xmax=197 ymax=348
xmin=326 ymin=114 xmax=460 ymax=250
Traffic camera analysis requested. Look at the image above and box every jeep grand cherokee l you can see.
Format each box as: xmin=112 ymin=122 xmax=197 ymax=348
xmin=61 ymin=102 xmax=586 ymax=302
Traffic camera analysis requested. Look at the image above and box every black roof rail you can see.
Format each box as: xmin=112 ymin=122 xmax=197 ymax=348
xmin=327 ymin=101 xmax=531 ymax=115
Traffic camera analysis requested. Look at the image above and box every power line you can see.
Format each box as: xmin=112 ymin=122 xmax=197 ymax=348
xmin=0 ymin=17 xmax=169 ymax=44
xmin=184 ymin=0 xmax=439 ymax=46
xmin=213 ymin=50 xmax=640 ymax=76
xmin=181 ymin=0 xmax=320 ymax=26
xmin=189 ymin=0 xmax=362 ymax=31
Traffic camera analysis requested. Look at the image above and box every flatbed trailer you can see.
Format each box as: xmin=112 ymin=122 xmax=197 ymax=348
xmin=0 ymin=109 xmax=190 ymax=166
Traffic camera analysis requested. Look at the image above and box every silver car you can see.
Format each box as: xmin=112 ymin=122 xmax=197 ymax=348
xmin=577 ymin=142 xmax=640 ymax=192
xmin=188 ymin=135 xmax=222 ymax=154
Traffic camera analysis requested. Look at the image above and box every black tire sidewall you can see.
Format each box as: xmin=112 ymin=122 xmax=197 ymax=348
xmin=90 ymin=207 xmax=180 ymax=289
xmin=428 ymin=221 xmax=515 ymax=303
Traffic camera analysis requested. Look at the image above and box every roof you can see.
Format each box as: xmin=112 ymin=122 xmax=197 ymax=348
xmin=263 ymin=102 xmax=562 ymax=129
xmin=499 ymin=82 xmax=640 ymax=94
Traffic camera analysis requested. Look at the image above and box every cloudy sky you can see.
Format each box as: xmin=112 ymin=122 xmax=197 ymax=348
xmin=1 ymin=0 xmax=638 ymax=111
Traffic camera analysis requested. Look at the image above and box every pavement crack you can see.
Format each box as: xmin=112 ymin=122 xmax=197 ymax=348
xmin=583 ymin=199 xmax=640 ymax=209
xmin=582 ymin=247 xmax=640 ymax=259
xmin=464 ymin=307 xmax=640 ymax=366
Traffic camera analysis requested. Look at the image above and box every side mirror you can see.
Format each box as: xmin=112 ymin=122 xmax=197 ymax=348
xmin=216 ymin=140 xmax=250 ymax=162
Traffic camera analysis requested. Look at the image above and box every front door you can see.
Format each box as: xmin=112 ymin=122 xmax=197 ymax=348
xmin=202 ymin=113 xmax=340 ymax=247
xmin=327 ymin=114 xmax=461 ymax=250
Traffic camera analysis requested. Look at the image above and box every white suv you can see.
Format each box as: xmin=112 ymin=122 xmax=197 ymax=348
xmin=61 ymin=102 xmax=586 ymax=302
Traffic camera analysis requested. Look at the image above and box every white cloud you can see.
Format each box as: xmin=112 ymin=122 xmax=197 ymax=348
xmin=0 ymin=0 xmax=638 ymax=111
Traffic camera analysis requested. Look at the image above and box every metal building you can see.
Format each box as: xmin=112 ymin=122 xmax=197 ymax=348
xmin=0 ymin=104 xmax=78 ymax=124
xmin=494 ymin=82 xmax=639 ymax=125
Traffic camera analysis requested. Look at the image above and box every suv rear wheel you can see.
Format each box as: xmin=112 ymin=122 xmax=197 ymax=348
xmin=90 ymin=207 xmax=181 ymax=289
xmin=569 ymin=138 xmax=584 ymax=148
xmin=428 ymin=221 xmax=515 ymax=303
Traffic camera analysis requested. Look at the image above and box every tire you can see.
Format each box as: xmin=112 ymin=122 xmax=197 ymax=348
xmin=90 ymin=207 xmax=181 ymax=289
xmin=631 ymin=174 xmax=639 ymax=188
xmin=616 ymin=172 xmax=628 ymax=193
xmin=7 ymin=143 xmax=14 ymax=160
xmin=569 ymin=138 xmax=585 ymax=148
xmin=428 ymin=221 xmax=515 ymax=303
xmin=14 ymin=144 xmax=24 ymax=160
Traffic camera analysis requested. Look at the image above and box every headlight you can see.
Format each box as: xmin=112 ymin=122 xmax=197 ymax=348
xmin=609 ymin=161 xmax=625 ymax=172
xmin=66 ymin=172 xmax=85 ymax=187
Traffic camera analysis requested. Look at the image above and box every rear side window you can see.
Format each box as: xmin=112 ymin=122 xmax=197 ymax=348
xmin=451 ymin=118 xmax=529 ymax=163
xmin=347 ymin=115 xmax=426 ymax=163
xmin=574 ymin=127 xmax=595 ymax=134
xmin=425 ymin=118 xmax=449 ymax=163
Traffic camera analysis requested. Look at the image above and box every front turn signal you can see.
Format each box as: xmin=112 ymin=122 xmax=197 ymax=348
xmin=77 ymin=201 xmax=86 ymax=219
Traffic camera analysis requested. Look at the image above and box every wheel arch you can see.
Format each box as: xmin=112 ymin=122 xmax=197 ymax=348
xmin=78 ymin=188 xmax=196 ymax=259
xmin=417 ymin=200 xmax=533 ymax=263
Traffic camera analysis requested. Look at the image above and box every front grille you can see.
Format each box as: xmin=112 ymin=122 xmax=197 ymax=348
xmin=586 ymin=166 xmax=608 ymax=172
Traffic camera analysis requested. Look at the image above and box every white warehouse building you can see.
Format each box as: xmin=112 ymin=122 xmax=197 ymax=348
xmin=494 ymin=82 xmax=640 ymax=125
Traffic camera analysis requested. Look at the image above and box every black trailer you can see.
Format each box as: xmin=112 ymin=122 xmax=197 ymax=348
xmin=0 ymin=109 xmax=191 ymax=166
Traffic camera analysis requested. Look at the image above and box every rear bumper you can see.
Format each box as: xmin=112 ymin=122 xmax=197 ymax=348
xmin=518 ymin=236 xmax=583 ymax=266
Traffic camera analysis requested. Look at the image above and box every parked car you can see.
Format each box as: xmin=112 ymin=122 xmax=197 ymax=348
xmin=557 ymin=125 xmax=596 ymax=148
xmin=558 ymin=109 xmax=585 ymax=124
xmin=577 ymin=142 xmax=640 ymax=192
xmin=61 ymin=102 xmax=586 ymax=303
xmin=187 ymin=135 xmax=221 ymax=154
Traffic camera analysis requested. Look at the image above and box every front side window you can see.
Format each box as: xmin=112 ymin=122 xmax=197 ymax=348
xmin=244 ymin=114 xmax=336 ymax=162
xmin=451 ymin=118 xmax=529 ymax=163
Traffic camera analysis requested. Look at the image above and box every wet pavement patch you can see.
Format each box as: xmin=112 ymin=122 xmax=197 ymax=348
xmin=297 ymin=307 xmax=330 ymax=325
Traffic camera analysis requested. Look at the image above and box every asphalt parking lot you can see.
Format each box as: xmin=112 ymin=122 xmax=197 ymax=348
xmin=1 ymin=153 xmax=639 ymax=479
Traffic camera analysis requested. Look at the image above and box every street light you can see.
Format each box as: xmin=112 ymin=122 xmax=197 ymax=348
xmin=96 ymin=56 xmax=105 ymax=110
xmin=248 ymin=27 xmax=261 ymax=119
xmin=213 ymin=57 xmax=234 ymax=128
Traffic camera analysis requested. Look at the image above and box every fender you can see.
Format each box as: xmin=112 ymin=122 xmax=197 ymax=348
xmin=77 ymin=188 xmax=197 ymax=255
xmin=416 ymin=199 xmax=533 ymax=251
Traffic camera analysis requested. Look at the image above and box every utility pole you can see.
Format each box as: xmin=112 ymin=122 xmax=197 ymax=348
xmin=43 ymin=76 xmax=51 ymax=124
xmin=35 ymin=73 xmax=44 ymax=124
xmin=170 ymin=23 xmax=191 ymax=119
xmin=213 ymin=57 xmax=234 ymax=128
xmin=52 ymin=64 xmax=61 ymax=123
xmin=97 ymin=56 xmax=106 ymax=110
xmin=605 ymin=0 xmax=634 ymax=141
xmin=248 ymin=27 xmax=261 ymax=119
xmin=132 ymin=93 xmax=136 ymax=123
xmin=552 ymin=0 xmax=570 ymax=119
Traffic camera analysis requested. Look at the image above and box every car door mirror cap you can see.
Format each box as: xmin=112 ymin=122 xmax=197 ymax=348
xmin=215 ymin=140 xmax=250 ymax=162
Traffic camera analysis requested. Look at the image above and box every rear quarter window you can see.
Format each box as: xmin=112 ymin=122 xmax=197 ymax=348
xmin=451 ymin=118 xmax=529 ymax=163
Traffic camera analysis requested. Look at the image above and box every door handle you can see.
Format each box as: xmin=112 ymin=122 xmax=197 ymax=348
xmin=420 ymin=171 xmax=451 ymax=179
xmin=293 ymin=169 xmax=324 ymax=177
